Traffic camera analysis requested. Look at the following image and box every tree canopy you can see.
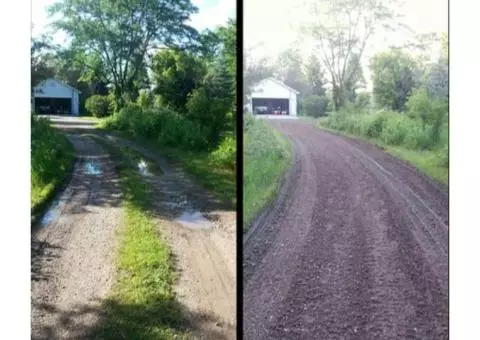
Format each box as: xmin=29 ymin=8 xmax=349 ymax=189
xmin=49 ymin=0 xmax=200 ymax=105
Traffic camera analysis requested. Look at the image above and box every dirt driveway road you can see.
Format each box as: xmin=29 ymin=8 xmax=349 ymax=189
xmin=244 ymin=120 xmax=448 ymax=339
xmin=33 ymin=115 xmax=236 ymax=339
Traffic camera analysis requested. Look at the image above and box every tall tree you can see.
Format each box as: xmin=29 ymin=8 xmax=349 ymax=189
xmin=371 ymin=49 xmax=419 ymax=111
xmin=152 ymin=49 xmax=206 ymax=109
xmin=31 ymin=36 xmax=55 ymax=92
xmin=49 ymin=0 xmax=199 ymax=107
xmin=305 ymin=54 xmax=327 ymax=97
xmin=302 ymin=0 xmax=397 ymax=110
xmin=343 ymin=52 xmax=365 ymax=103
xmin=243 ymin=50 xmax=274 ymax=104
xmin=275 ymin=47 xmax=309 ymax=96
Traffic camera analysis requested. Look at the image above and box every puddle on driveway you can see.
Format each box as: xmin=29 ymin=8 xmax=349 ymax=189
xmin=40 ymin=199 xmax=66 ymax=226
xmin=175 ymin=211 xmax=213 ymax=230
xmin=137 ymin=159 xmax=150 ymax=176
xmin=84 ymin=161 xmax=102 ymax=175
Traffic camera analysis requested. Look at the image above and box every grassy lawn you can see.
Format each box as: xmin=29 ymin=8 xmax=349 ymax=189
xmin=244 ymin=119 xmax=292 ymax=231
xmin=98 ymin=126 xmax=236 ymax=208
xmin=317 ymin=122 xmax=449 ymax=186
xmin=31 ymin=117 xmax=75 ymax=220
xmin=87 ymin=135 xmax=189 ymax=339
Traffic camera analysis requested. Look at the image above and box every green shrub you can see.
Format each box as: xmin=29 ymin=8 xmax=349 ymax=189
xmin=355 ymin=92 xmax=371 ymax=109
xmin=85 ymin=95 xmax=113 ymax=117
xmin=244 ymin=112 xmax=255 ymax=132
xmin=302 ymin=95 xmax=329 ymax=117
xmin=379 ymin=114 xmax=411 ymax=145
xmin=209 ymin=135 xmax=236 ymax=169
xmin=402 ymin=124 xmax=432 ymax=149
xmin=186 ymin=86 xmax=230 ymax=145
xmin=136 ymin=90 xmax=154 ymax=108
xmin=31 ymin=116 xmax=74 ymax=210
xmin=105 ymin=104 xmax=209 ymax=151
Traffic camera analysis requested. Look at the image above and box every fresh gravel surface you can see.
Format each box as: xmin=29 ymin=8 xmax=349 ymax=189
xmin=244 ymin=119 xmax=448 ymax=340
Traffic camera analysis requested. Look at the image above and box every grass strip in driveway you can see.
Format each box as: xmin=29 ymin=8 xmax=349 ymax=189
xmin=31 ymin=117 xmax=75 ymax=223
xmin=243 ymin=119 xmax=292 ymax=231
xmin=87 ymin=135 xmax=189 ymax=339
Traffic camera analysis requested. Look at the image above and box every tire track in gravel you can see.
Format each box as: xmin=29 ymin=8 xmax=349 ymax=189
xmin=244 ymin=119 xmax=448 ymax=340
xmin=31 ymin=133 xmax=123 ymax=339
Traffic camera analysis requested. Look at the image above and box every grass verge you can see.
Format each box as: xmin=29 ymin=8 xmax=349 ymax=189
xmin=31 ymin=117 xmax=75 ymax=221
xmin=244 ymin=119 xmax=292 ymax=231
xmin=87 ymin=135 xmax=189 ymax=339
xmin=317 ymin=122 xmax=448 ymax=185
xmin=98 ymin=127 xmax=235 ymax=208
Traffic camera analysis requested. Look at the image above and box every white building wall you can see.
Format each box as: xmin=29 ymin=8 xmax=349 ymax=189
xmin=72 ymin=92 xmax=79 ymax=115
xmin=33 ymin=79 xmax=80 ymax=115
xmin=34 ymin=79 xmax=74 ymax=98
xmin=251 ymin=79 xmax=291 ymax=99
xmin=289 ymin=92 xmax=297 ymax=116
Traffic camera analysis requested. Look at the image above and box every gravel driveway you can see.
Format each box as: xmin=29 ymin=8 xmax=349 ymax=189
xmin=31 ymin=133 xmax=122 ymax=339
xmin=244 ymin=120 xmax=448 ymax=339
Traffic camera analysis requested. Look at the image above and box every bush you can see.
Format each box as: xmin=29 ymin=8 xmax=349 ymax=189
xmin=186 ymin=86 xmax=230 ymax=145
xmin=31 ymin=116 xmax=74 ymax=209
xmin=406 ymin=88 xmax=448 ymax=145
xmin=209 ymin=135 xmax=236 ymax=169
xmin=85 ymin=95 xmax=113 ymax=117
xmin=244 ymin=111 xmax=255 ymax=131
xmin=302 ymin=95 xmax=329 ymax=118
xmin=105 ymin=104 xmax=210 ymax=151
xmin=137 ymin=90 xmax=154 ymax=108
xmin=379 ymin=114 xmax=412 ymax=145
xmin=355 ymin=92 xmax=371 ymax=109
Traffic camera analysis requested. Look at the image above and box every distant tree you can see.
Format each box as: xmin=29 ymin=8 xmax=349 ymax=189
xmin=275 ymin=47 xmax=309 ymax=96
xmin=243 ymin=50 xmax=274 ymax=104
xmin=440 ymin=32 xmax=448 ymax=61
xmin=425 ymin=58 xmax=448 ymax=100
xmin=343 ymin=53 xmax=366 ymax=103
xmin=371 ymin=49 xmax=420 ymax=111
xmin=305 ymin=54 xmax=327 ymax=97
xmin=302 ymin=95 xmax=329 ymax=117
xmin=31 ymin=36 xmax=55 ymax=92
xmin=302 ymin=0 xmax=398 ymax=110
xmin=355 ymin=92 xmax=371 ymax=109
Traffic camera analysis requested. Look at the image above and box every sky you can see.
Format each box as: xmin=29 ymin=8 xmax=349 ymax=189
xmin=31 ymin=0 xmax=236 ymax=43
xmin=244 ymin=0 xmax=448 ymax=90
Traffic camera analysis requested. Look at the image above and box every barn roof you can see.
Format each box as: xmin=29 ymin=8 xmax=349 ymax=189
xmin=36 ymin=78 xmax=82 ymax=94
xmin=264 ymin=77 xmax=300 ymax=94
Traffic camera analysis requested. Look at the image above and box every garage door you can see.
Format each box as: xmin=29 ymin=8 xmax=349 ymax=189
xmin=252 ymin=98 xmax=289 ymax=115
xmin=34 ymin=98 xmax=72 ymax=115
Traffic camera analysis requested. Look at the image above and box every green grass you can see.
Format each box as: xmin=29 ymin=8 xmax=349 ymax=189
xmin=31 ymin=117 xmax=75 ymax=218
xmin=87 ymin=135 xmax=189 ymax=339
xmin=243 ymin=119 xmax=292 ymax=231
xmin=317 ymin=122 xmax=449 ymax=185
xmin=98 ymin=126 xmax=236 ymax=208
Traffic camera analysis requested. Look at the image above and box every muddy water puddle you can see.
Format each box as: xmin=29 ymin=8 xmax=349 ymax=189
xmin=40 ymin=199 xmax=66 ymax=226
xmin=137 ymin=159 xmax=150 ymax=176
xmin=84 ymin=161 xmax=102 ymax=175
xmin=175 ymin=211 xmax=213 ymax=230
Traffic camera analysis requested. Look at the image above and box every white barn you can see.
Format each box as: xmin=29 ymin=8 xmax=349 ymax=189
xmin=246 ymin=78 xmax=299 ymax=116
xmin=33 ymin=78 xmax=81 ymax=115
